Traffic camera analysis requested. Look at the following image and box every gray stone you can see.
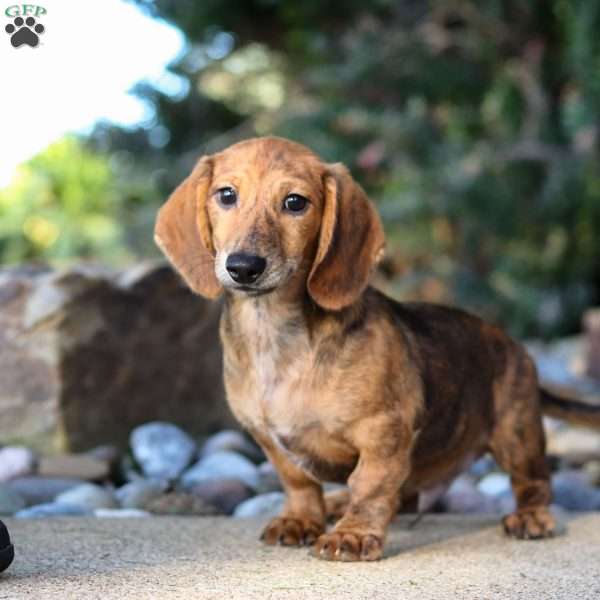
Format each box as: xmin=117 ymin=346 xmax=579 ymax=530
xmin=190 ymin=479 xmax=253 ymax=514
xmin=0 ymin=267 xmax=61 ymax=451
xmin=547 ymin=426 xmax=600 ymax=462
xmin=468 ymin=455 xmax=497 ymax=479
xmin=55 ymin=484 xmax=117 ymax=510
xmin=85 ymin=445 xmax=121 ymax=465
xmin=181 ymin=451 xmax=259 ymax=491
xmin=323 ymin=482 xmax=347 ymax=494
xmin=7 ymin=476 xmax=84 ymax=506
xmin=115 ymin=480 xmax=167 ymax=509
xmin=200 ymin=430 xmax=264 ymax=464
xmin=526 ymin=336 xmax=600 ymax=404
xmin=0 ymin=262 xmax=236 ymax=452
xmin=583 ymin=460 xmax=600 ymax=486
xmin=256 ymin=461 xmax=282 ymax=493
xmin=23 ymin=267 xmax=112 ymax=330
xmin=131 ymin=422 xmax=197 ymax=480
xmin=38 ymin=454 xmax=110 ymax=481
xmin=143 ymin=492 xmax=220 ymax=516
xmin=441 ymin=476 xmax=499 ymax=514
xmin=93 ymin=508 xmax=150 ymax=518
xmin=0 ymin=484 xmax=26 ymax=515
xmin=496 ymin=493 xmax=516 ymax=515
xmin=15 ymin=502 xmax=92 ymax=518
xmin=418 ymin=483 xmax=450 ymax=512
xmin=120 ymin=453 xmax=144 ymax=483
xmin=552 ymin=470 xmax=600 ymax=511
xmin=233 ymin=492 xmax=285 ymax=518
xmin=23 ymin=274 xmax=81 ymax=330
xmin=477 ymin=473 xmax=511 ymax=496
xmin=0 ymin=446 xmax=37 ymax=482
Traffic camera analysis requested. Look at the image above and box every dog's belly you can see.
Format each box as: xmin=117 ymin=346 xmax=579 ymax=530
xmin=270 ymin=428 xmax=357 ymax=483
xmin=404 ymin=420 xmax=490 ymax=495
xmin=226 ymin=376 xmax=358 ymax=483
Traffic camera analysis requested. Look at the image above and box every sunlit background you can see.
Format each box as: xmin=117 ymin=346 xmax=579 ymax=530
xmin=1 ymin=0 xmax=184 ymax=183
xmin=2 ymin=0 xmax=600 ymax=338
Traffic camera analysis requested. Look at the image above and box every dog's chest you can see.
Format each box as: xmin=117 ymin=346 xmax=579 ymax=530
xmin=222 ymin=303 xmax=316 ymax=428
xmin=232 ymin=332 xmax=315 ymax=431
xmin=221 ymin=302 xmax=354 ymax=477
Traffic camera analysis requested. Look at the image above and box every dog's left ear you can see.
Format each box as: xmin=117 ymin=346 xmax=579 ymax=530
xmin=308 ymin=163 xmax=385 ymax=310
xmin=154 ymin=156 xmax=222 ymax=299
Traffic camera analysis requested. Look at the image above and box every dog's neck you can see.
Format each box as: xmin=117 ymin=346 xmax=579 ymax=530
xmin=223 ymin=289 xmax=311 ymax=341
xmin=221 ymin=287 xmax=369 ymax=352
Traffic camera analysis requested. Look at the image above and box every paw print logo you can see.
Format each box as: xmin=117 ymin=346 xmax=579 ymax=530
xmin=5 ymin=16 xmax=45 ymax=48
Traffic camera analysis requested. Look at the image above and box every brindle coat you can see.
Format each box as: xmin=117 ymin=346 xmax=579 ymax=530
xmin=155 ymin=136 xmax=600 ymax=561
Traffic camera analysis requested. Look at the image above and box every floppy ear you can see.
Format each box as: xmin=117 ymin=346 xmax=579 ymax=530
xmin=308 ymin=163 xmax=385 ymax=311
xmin=154 ymin=156 xmax=222 ymax=299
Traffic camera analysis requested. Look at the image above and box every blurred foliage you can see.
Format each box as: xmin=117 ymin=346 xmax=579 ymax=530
xmin=3 ymin=0 xmax=600 ymax=338
xmin=0 ymin=137 xmax=159 ymax=263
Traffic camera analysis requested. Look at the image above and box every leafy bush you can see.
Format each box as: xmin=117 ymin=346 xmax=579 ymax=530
xmin=0 ymin=137 xmax=160 ymax=264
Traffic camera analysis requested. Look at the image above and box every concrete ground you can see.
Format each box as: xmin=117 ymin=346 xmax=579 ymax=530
xmin=2 ymin=514 xmax=600 ymax=600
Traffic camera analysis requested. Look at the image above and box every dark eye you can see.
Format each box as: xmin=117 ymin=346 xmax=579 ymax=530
xmin=283 ymin=194 xmax=308 ymax=214
xmin=216 ymin=187 xmax=237 ymax=208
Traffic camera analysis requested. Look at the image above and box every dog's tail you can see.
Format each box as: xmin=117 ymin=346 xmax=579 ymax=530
xmin=540 ymin=387 xmax=600 ymax=429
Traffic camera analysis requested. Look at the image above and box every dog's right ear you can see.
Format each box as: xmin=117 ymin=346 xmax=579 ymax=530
xmin=154 ymin=156 xmax=222 ymax=299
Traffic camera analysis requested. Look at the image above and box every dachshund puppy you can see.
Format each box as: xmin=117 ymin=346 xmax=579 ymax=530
xmin=155 ymin=136 xmax=600 ymax=561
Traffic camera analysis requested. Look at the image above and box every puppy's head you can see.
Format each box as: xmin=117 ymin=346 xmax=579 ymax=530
xmin=155 ymin=137 xmax=385 ymax=310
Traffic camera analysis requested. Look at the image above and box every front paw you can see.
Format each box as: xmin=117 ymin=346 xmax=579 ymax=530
xmin=312 ymin=531 xmax=383 ymax=561
xmin=261 ymin=517 xmax=324 ymax=547
xmin=502 ymin=507 xmax=556 ymax=540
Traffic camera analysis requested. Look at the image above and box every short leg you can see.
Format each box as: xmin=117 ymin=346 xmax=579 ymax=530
xmin=324 ymin=489 xmax=417 ymax=522
xmin=498 ymin=441 xmax=555 ymax=540
xmin=490 ymin=362 xmax=555 ymax=539
xmin=324 ymin=488 xmax=349 ymax=521
xmin=313 ymin=421 xmax=414 ymax=561
xmin=255 ymin=436 xmax=325 ymax=547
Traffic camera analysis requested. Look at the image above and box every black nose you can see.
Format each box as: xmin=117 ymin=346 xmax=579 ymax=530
xmin=226 ymin=253 xmax=267 ymax=284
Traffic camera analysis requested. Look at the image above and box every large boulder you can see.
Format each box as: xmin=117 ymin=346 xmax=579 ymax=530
xmin=0 ymin=262 xmax=235 ymax=452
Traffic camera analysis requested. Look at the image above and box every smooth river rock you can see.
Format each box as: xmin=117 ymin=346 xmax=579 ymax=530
xmin=130 ymin=422 xmax=197 ymax=481
xmin=180 ymin=451 xmax=260 ymax=491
